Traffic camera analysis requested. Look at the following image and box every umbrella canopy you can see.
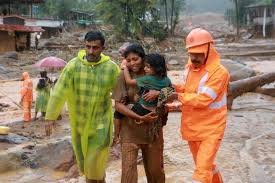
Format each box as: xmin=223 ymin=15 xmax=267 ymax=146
xmin=35 ymin=57 xmax=66 ymax=70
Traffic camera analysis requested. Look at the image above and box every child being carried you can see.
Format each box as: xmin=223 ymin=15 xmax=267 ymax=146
xmin=113 ymin=53 xmax=172 ymax=143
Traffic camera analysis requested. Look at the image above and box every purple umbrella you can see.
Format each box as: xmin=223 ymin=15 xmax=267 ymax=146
xmin=36 ymin=56 xmax=66 ymax=70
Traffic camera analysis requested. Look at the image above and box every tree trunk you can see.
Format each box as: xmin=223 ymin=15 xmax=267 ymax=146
xmin=164 ymin=0 xmax=169 ymax=30
xmin=125 ymin=0 xmax=130 ymax=37
xmin=170 ymin=0 xmax=175 ymax=35
xmin=263 ymin=7 xmax=267 ymax=38
xmin=234 ymin=0 xmax=240 ymax=40
xmin=227 ymin=72 xmax=275 ymax=109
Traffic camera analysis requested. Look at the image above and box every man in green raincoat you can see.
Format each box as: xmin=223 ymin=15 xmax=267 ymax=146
xmin=45 ymin=31 xmax=120 ymax=183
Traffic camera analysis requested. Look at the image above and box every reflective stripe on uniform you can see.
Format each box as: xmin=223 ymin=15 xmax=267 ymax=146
xmin=199 ymin=86 xmax=217 ymax=100
xmin=209 ymin=93 xmax=227 ymax=109
xmin=197 ymin=72 xmax=217 ymax=100
xmin=197 ymin=72 xmax=226 ymax=109
xmin=197 ymin=72 xmax=208 ymax=92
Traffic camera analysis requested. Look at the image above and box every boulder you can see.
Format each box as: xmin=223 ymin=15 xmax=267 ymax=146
xmin=221 ymin=59 xmax=256 ymax=81
xmin=0 ymin=133 xmax=28 ymax=144
xmin=0 ymin=51 xmax=18 ymax=60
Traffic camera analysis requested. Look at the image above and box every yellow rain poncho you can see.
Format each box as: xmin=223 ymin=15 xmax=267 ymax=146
xmin=45 ymin=50 xmax=120 ymax=179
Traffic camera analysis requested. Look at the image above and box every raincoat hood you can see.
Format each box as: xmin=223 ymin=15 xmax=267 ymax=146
xmin=77 ymin=50 xmax=110 ymax=66
xmin=187 ymin=43 xmax=220 ymax=72
xmin=22 ymin=72 xmax=30 ymax=80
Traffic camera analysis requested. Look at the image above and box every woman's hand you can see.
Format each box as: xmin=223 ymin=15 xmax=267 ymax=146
xmin=139 ymin=112 xmax=157 ymax=123
xmin=143 ymin=90 xmax=160 ymax=102
xmin=120 ymin=59 xmax=127 ymax=68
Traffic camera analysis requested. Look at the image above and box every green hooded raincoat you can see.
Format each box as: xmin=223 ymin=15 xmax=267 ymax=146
xmin=45 ymin=50 xmax=120 ymax=179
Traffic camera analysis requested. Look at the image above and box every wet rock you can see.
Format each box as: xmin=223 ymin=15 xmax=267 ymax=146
xmin=21 ymin=152 xmax=29 ymax=160
xmin=221 ymin=59 xmax=256 ymax=81
xmin=240 ymin=132 xmax=275 ymax=182
xmin=0 ymin=103 xmax=9 ymax=107
xmin=34 ymin=137 xmax=74 ymax=171
xmin=0 ymin=133 xmax=29 ymax=144
xmin=0 ymin=151 xmax=22 ymax=173
xmin=0 ymin=51 xmax=18 ymax=60
xmin=168 ymin=59 xmax=179 ymax=65
xmin=29 ymin=161 xmax=39 ymax=169
xmin=65 ymin=164 xmax=79 ymax=179
xmin=0 ymin=64 xmax=7 ymax=73
xmin=21 ymin=156 xmax=40 ymax=169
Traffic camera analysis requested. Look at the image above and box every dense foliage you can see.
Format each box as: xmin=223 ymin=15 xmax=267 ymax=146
xmin=1 ymin=0 xmax=185 ymax=41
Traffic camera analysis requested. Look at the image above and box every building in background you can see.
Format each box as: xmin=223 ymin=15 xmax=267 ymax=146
xmin=0 ymin=15 xmax=43 ymax=53
xmin=245 ymin=2 xmax=275 ymax=38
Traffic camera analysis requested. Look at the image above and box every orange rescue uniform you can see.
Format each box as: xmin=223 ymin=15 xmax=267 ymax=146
xmin=20 ymin=72 xmax=33 ymax=122
xmin=175 ymin=43 xmax=230 ymax=183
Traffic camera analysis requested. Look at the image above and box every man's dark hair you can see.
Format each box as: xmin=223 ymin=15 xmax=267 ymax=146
xmin=84 ymin=31 xmax=105 ymax=45
xmin=145 ymin=53 xmax=167 ymax=78
xmin=124 ymin=43 xmax=145 ymax=59
xmin=37 ymin=78 xmax=46 ymax=89
xmin=40 ymin=71 xmax=47 ymax=78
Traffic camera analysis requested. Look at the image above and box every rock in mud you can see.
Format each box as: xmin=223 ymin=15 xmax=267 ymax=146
xmin=0 ymin=133 xmax=29 ymax=144
xmin=221 ymin=59 xmax=256 ymax=81
xmin=0 ymin=51 xmax=18 ymax=60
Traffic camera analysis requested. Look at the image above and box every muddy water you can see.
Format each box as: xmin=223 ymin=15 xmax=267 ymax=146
xmin=0 ymin=167 xmax=66 ymax=183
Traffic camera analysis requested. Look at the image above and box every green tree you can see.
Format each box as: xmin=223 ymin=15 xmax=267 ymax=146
xmin=57 ymin=0 xmax=75 ymax=20
xmin=158 ymin=0 xmax=185 ymax=35
xmin=96 ymin=0 xmax=159 ymax=39
xmin=96 ymin=0 xmax=184 ymax=40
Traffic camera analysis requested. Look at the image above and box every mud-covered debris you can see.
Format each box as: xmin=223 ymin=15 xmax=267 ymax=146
xmin=0 ymin=133 xmax=29 ymax=144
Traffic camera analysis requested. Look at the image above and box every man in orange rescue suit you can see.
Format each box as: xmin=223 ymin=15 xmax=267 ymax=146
xmin=20 ymin=72 xmax=33 ymax=122
xmin=170 ymin=28 xmax=230 ymax=183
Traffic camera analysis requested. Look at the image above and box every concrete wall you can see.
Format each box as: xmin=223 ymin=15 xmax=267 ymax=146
xmin=0 ymin=31 xmax=15 ymax=53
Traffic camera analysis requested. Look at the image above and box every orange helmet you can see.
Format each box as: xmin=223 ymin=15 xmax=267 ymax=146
xmin=185 ymin=28 xmax=214 ymax=49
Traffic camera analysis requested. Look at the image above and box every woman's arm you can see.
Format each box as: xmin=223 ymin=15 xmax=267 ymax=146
xmin=123 ymin=66 xmax=137 ymax=86
xmin=115 ymin=101 xmax=157 ymax=123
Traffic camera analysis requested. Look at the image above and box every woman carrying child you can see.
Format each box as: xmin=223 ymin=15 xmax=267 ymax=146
xmin=113 ymin=43 xmax=171 ymax=183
